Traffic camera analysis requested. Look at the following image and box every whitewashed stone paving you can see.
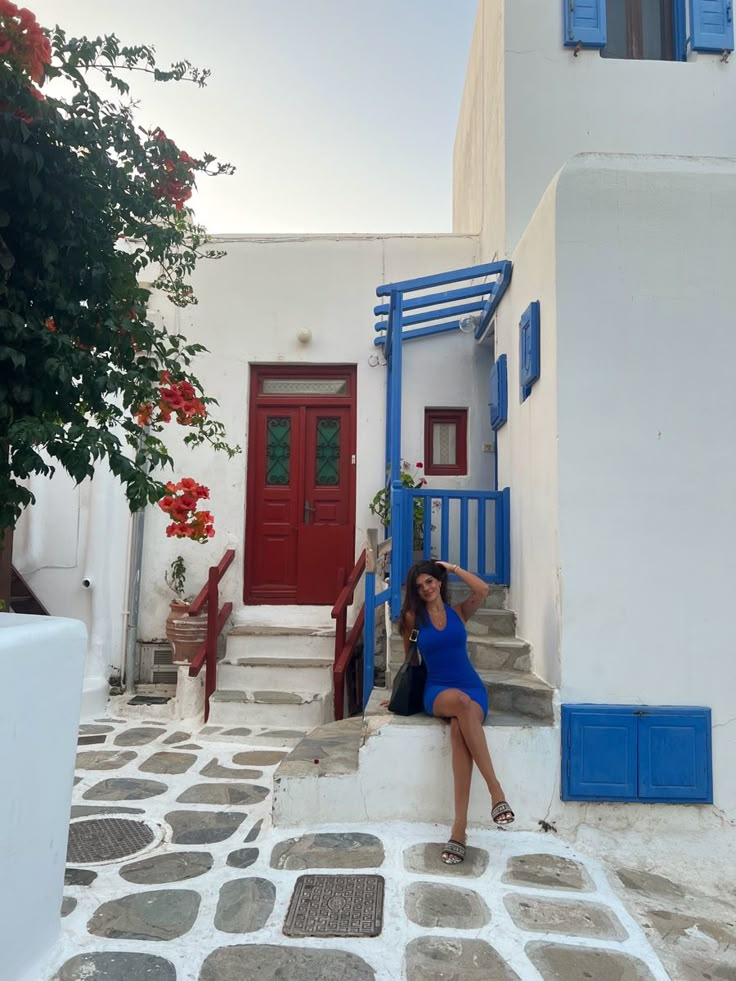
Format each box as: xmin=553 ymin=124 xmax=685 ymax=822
xmin=40 ymin=716 xmax=684 ymax=981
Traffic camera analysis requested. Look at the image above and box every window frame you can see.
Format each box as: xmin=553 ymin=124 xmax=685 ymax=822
xmin=564 ymin=0 xmax=690 ymax=61
xmin=600 ymin=0 xmax=676 ymax=60
xmin=424 ymin=407 xmax=468 ymax=477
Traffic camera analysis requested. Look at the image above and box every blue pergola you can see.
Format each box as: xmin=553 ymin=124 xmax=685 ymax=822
xmin=374 ymin=260 xmax=512 ymax=514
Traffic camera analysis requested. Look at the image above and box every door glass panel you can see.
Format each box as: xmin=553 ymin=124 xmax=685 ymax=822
xmin=315 ymin=417 xmax=340 ymax=485
xmin=262 ymin=378 xmax=347 ymax=395
xmin=266 ymin=417 xmax=291 ymax=485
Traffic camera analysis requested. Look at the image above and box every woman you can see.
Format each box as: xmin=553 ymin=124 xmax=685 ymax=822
xmin=400 ymin=559 xmax=514 ymax=865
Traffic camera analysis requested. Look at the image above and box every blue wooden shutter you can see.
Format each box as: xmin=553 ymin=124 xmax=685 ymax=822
xmin=563 ymin=0 xmax=607 ymax=47
xmin=562 ymin=706 xmax=638 ymax=801
xmin=638 ymin=709 xmax=712 ymax=802
xmin=519 ymin=301 xmax=541 ymax=403
xmin=490 ymin=354 xmax=508 ymax=431
xmin=690 ymin=0 xmax=734 ymax=52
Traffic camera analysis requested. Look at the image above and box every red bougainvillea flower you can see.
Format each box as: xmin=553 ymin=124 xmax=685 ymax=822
xmin=0 ymin=2 xmax=51 ymax=83
xmin=145 ymin=128 xmax=199 ymax=211
xmin=43 ymin=317 xmax=56 ymax=332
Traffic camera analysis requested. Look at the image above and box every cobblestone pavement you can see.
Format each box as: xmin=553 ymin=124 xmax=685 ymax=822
xmin=42 ymin=716 xmax=732 ymax=980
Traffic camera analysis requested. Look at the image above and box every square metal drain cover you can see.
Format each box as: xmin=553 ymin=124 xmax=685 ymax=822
xmin=283 ymin=874 xmax=384 ymax=937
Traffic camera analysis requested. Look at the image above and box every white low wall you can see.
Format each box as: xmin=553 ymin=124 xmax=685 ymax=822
xmin=273 ymin=715 xmax=559 ymax=829
xmin=0 ymin=614 xmax=86 ymax=981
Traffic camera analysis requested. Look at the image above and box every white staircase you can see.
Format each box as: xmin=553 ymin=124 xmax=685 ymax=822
xmin=272 ymin=586 xmax=560 ymax=828
xmin=208 ymin=613 xmax=337 ymax=729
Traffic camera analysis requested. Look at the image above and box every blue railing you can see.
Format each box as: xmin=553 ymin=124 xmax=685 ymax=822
xmin=389 ymin=485 xmax=510 ymax=621
xmin=363 ymin=486 xmax=511 ymax=709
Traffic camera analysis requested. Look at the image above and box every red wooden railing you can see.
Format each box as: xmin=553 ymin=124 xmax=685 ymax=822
xmin=188 ymin=548 xmax=235 ymax=722
xmin=331 ymin=549 xmax=366 ymax=721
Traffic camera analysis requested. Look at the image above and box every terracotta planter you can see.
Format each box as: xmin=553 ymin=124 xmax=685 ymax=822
xmin=165 ymin=600 xmax=207 ymax=664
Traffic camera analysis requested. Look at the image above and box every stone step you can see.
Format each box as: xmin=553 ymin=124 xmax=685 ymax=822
xmin=465 ymin=608 xmax=516 ymax=637
xmin=477 ymin=669 xmax=555 ymax=723
xmin=447 ymin=583 xmax=507 ymax=609
xmin=387 ymin=634 xmax=531 ymax=677
xmin=218 ymin=657 xmax=333 ymax=690
xmin=208 ymin=689 xmax=332 ymax=728
xmin=468 ymin=635 xmax=531 ymax=672
xmin=272 ymin=704 xmax=558 ymax=828
xmin=389 ymin=607 xmax=516 ymax=640
xmin=225 ymin=627 xmax=334 ymax=662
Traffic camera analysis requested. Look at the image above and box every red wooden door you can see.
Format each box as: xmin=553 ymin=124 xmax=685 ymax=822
xmin=245 ymin=367 xmax=356 ymax=605
xmin=296 ymin=406 xmax=352 ymax=603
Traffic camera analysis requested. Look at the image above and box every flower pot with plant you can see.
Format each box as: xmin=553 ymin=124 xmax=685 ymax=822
xmin=164 ymin=555 xmax=207 ymax=664
xmin=369 ymin=460 xmax=430 ymax=553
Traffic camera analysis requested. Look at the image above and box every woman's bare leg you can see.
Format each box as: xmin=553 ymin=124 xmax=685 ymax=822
xmin=433 ymin=689 xmax=506 ymax=806
xmin=449 ymin=717 xmax=473 ymax=843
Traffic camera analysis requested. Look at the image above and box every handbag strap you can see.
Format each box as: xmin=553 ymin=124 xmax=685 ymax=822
xmin=405 ymin=627 xmax=422 ymax=665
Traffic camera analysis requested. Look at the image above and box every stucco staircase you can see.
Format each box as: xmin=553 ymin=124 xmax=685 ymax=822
xmin=207 ymin=610 xmax=336 ymax=729
xmin=272 ymin=586 xmax=559 ymax=829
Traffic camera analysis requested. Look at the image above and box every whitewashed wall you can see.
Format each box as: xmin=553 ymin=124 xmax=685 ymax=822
xmin=493 ymin=174 xmax=561 ymax=687
xmin=555 ymin=154 xmax=736 ymax=817
xmin=455 ymin=0 xmax=736 ymax=255
xmin=138 ymin=234 xmax=480 ymax=638
xmin=14 ymin=466 xmax=130 ymax=716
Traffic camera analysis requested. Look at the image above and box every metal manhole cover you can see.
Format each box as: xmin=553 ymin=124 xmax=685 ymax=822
xmin=67 ymin=817 xmax=155 ymax=864
xmin=283 ymin=874 xmax=384 ymax=938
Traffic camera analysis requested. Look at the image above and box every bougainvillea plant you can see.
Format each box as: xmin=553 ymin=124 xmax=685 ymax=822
xmin=0 ymin=3 xmax=239 ymax=536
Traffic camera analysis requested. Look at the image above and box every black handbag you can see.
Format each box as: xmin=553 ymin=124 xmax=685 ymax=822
xmin=388 ymin=628 xmax=427 ymax=716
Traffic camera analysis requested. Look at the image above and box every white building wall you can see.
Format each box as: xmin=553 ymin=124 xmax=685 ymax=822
xmin=455 ymin=0 xmax=736 ymax=255
xmin=555 ymin=154 xmax=736 ymax=817
xmin=493 ymin=175 xmax=561 ymax=687
xmin=138 ymin=234 xmax=480 ymax=638
xmin=13 ymin=466 xmax=130 ymax=716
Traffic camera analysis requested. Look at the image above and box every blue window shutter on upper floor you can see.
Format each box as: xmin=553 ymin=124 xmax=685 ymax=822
xmin=690 ymin=0 xmax=734 ymax=51
xmin=638 ymin=710 xmax=712 ymax=802
xmin=563 ymin=0 xmax=607 ymax=47
xmin=562 ymin=706 xmax=638 ymax=801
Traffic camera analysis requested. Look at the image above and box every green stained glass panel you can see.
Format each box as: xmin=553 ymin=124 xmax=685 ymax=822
xmin=266 ymin=417 xmax=291 ymax=485
xmin=315 ymin=417 xmax=340 ymax=486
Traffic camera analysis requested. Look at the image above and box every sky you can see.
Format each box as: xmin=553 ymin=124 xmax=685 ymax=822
xmin=31 ymin=1 xmax=478 ymax=235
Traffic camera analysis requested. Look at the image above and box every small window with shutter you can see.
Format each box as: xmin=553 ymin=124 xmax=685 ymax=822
xmin=562 ymin=1 xmax=733 ymax=60
xmin=424 ymin=408 xmax=468 ymax=476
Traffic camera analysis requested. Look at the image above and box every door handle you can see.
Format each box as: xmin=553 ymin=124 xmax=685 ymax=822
xmin=303 ymin=499 xmax=316 ymax=524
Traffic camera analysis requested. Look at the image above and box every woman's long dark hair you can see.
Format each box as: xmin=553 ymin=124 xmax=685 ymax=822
xmin=399 ymin=560 xmax=449 ymax=635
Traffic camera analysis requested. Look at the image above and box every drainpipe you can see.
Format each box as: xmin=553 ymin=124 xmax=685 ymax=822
xmin=124 ymin=508 xmax=146 ymax=694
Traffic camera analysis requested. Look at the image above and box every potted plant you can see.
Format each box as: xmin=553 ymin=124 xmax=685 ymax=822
xmin=164 ymin=555 xmax=207 ymax=664
xmin=369 ymin=460 xmax=430 ymax=554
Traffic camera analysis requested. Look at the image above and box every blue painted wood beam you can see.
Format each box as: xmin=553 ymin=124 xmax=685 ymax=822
xmin=374 ymin=281 xmax=498 ymax=318
xmin=376 ymin=260 xmax=510 ymax=296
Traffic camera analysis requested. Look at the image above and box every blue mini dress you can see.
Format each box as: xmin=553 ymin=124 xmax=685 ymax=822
xmin=417 ymin=604 xmax=488 ymax=719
